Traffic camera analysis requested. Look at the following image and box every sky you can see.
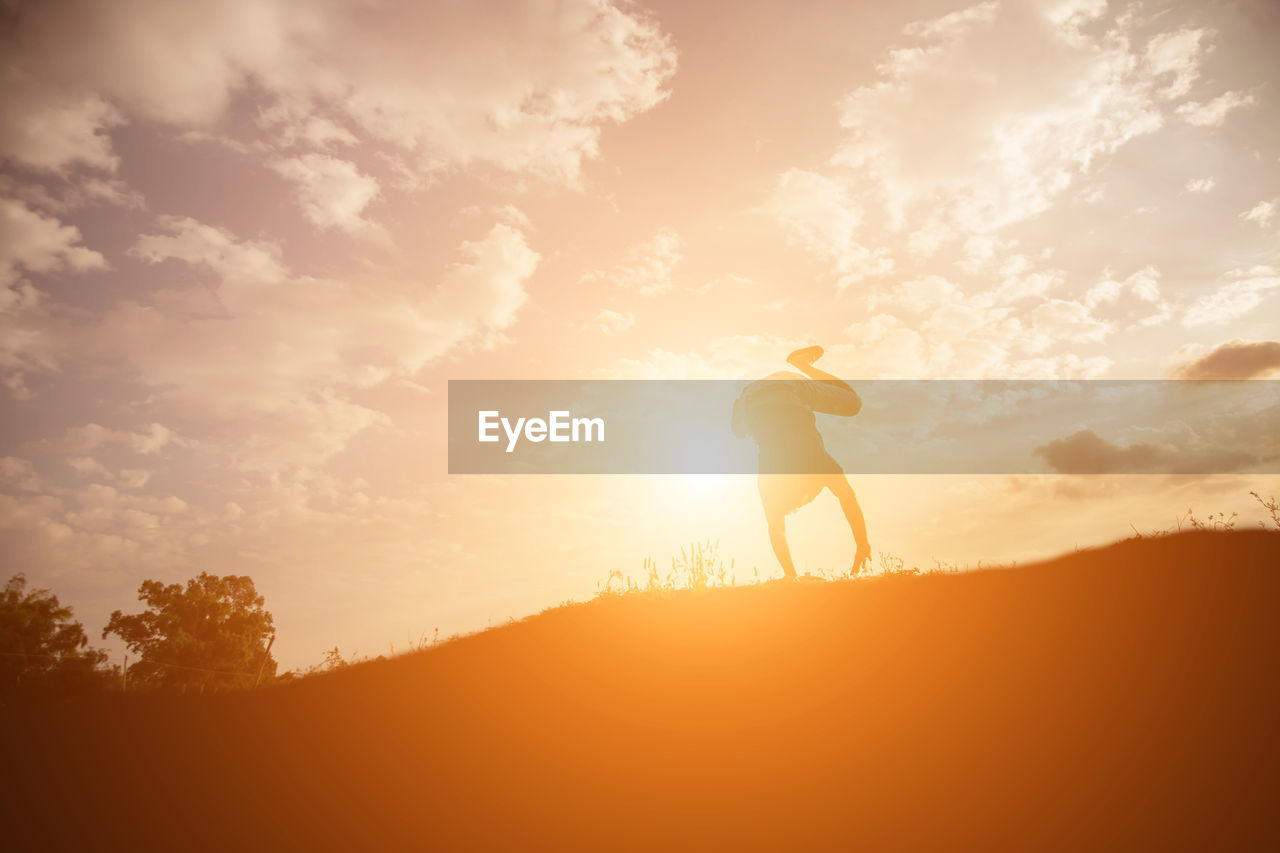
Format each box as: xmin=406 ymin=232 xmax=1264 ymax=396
xmin=2 ymin=0 xmax=1279 ymax=669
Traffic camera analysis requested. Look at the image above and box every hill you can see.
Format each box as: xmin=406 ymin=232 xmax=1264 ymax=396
xmin=5 ymin=530 xmax=1279 ymax=851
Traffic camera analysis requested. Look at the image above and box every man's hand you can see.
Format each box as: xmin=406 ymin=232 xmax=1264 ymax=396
xmin=853 ymin=543 xmax=872 ymax=575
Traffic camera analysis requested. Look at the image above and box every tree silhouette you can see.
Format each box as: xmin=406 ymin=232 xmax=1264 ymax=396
xmin=1 ymin=573 xmax=108 ymax=694
xmin=104 ymin=573 xmax=276 ymax=691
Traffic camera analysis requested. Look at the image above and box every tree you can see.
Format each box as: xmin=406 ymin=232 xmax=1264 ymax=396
xmin=1 ymin=574 xmax=108 ymax=694
xmin=103 ymin=572 xmax=277 ymax=691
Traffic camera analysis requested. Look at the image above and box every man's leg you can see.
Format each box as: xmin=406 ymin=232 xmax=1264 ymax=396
xmin=786 ymin=345 xmax=847 ymax=389
xmin=787 ymin=346 xmax=861 ymax=415
xmin=765 ymin=509 xmax=797 ymax=579
xmin=828 ymin=475 xmax=871 ymax=573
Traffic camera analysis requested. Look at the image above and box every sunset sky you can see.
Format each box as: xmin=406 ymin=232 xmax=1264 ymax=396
xmin=3 ymin=0 xmax=1278 ymax=668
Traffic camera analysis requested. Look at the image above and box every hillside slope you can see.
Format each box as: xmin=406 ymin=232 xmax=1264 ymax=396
xmin=6 ymin=530 xmax=1280 ymax=851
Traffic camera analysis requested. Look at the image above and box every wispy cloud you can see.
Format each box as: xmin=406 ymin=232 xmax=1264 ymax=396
xmin=591 ymin=309 xmax=636 ymax=334
xmin=1182 ymin=266 xmax=1280 ymax=327
xmin=270 ymin=154 xmax=384 ymax=239
xmin=582 ymin=228 xmax=682 ymax=297
xmin=1176 ymin=90 xmax=1257 ymax=127
xmin=1240 ymin=199 xmax=1276 ymax=228
xmin=0 ymin=0 xmax=677 ymax=188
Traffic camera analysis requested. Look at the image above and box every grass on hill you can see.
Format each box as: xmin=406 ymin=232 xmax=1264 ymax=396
xmin=5 ymin=528 xmax=1279 ymax=851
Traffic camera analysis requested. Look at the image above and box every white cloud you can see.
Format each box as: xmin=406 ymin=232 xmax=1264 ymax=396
xmin=583 ymin=228 xmax=682 ymax=296
xmin=761 ymin=0 xmax=1251 ymax=368
xmin=1 ymin=198 xmax=107 ymax=286
xmin=0 ymin=0 xmax=676 ymax=185
xmin=1043 ymin=0 xmax=1108 ymax=30
xmin=102 ymin=216 xmax=539 ymax=471
xmin=592 ymin=309 xmax=636 ymax=334
xmin=1185 ymin=177 xmax=1215 ymax=193
xmin=858 ymin=272 xmax=1115 ymax=378
xmin=994 ymin=268 xmax=1065 ymax=303
xmin=616 ymin=306 xmax=1118 ymax=382
xmin=130 ymin=216 xmax=289 ymax=281
xmin=1182 ymin=266 xmax=1280 ymax=327
xmin=612 ymin=333 xmax=807 ymax=379
xmin=1144 ymin=28 xmax=1208 ymax=100
xmin=1029 ymin=298 xmax=1111 ymax=346
xmin=764 ymin=169 xmax=893 ymax=290
xmin=271 ymin=154 xmax=383 ymax=237
xmin=1091 ymin=266 xmax=1166 ymax=314
xmin=955 ymin=234 xmax=1004 ymax=274
xmin=1 ymin=198 xmax=107 ymax=394
xmin=892 ymin=274 xmax=963 ymax=313
xmin=433 ymin=225 xmax=540 ymax=333
xmin=819 ymin=2 xmax=1207 ymax=245
xmin=53 ymin=423 xmax=182 ymax=457
xmin=1240 ymin=199 xmax=1276 ymax=228
xmin=0 ymin=173 xmax=144 ymax=214
xmin=1176 ymin=90 xmax=1257 ymax=127
xmin=0 ymin=457 xmax=42 ymax=492
xmin=66 ymin=456 xmax=113 ymax=479
xmin=0 ymin=76 xmax=122 ymax=173
xmin=902 ymin=1 xmax=1000 ymax=39
xmin=260 ymin=104 xmax=360 ymax=150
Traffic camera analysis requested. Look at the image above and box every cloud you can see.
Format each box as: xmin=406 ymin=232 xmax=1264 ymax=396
xmin=1174 ymin=339 xmax=1280 ymax=379
xmin=0 ymin=0 xmax=676 ymax=186
xmin=592 ymin=309 xmax=635 ymax=334
xmin=757 ymin=0 xmax=1240 ymax=379
xmin=1184 ymin=177 xmax=1215 ymax=193
xmin=1084 ymin=266 xmax=1159 ymax=306
xmin=754 ymin=0 xmax=1255 ymax=380
xmin=1035 ymin=429 xmax=1172 ymax=474
xmin=270 ymin=154 xmax=383 ymax=238
xmin=1028 ymin=299 xmax=1111 ymax=346
xmin=764 ymin=169 xmax=893 ymax=290
xmin=433 ymin=224 xmax=539 ymax=333
xmin=1081 ymin=266 xmax=1170 ymax=327
xmin=1 ymin=198 xmax=107 ymax=394
xmin=1034 ymin=413 xmax=1273 ymax=475
xmin=582 ymin=228 xmax=682 ymax=296
xmin=1043 ymin=0 xmax=1108 ymax=29
xmin=50 ymin=423 xmax=182 ymax=457
xmin=1176 ymin=90 xmax=1257 ymax=127
xmin=902 ymin=1 xmax=1000 ymax=39
xmin=766 ymin=0 xmax=1248 ymax=317
xmin=1144 ymin=28 xmax=1208 ymax=100
xmin=458 ymin=204 xmax=536 ymax=240
xmin=66 ymin=457 xmax=113 ymax=479
xmin=0 ymin=457 xmax=41 ymax=492
xmin=1240 ymin=199 xmax=1276 ymax=228
xmin=0 ymin=75 xmax=122 ymax=173
xmin=852 ymin=288 xmax=1115 ymax=378
xmin=850 ymin=263 xmax=1131 ymax=377
xmin=827 ymin=3 xmax=1198 ymax=239
xmin=0 ymin=198 xmax=106 ymax=286
xmin=1182 ymin=266 xmax=1280 ymax=327
xmin=610 ymin=333 xmax=821 ymax=379
xmin=100 ymin=215 xmax=539 ymax=471
xmin=0 ymin=172 xmax=144 ymax=215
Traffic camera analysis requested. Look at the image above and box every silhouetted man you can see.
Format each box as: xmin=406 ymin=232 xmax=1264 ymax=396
xmin=732 ymin=346 xmax=870 ymax=578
